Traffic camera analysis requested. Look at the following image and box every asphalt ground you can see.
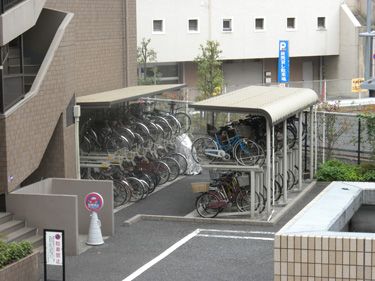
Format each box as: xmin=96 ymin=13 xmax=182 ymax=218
xmin=41 ymin=176 xmax=329 ymax=281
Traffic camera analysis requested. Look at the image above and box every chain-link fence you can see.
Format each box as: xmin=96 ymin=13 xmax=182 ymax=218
xmin=306 ymin=111 xmax=374 ymax=171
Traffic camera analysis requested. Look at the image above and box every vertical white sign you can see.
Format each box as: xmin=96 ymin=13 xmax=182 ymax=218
xmin=46 ymin=231 xmax=63 ymax=266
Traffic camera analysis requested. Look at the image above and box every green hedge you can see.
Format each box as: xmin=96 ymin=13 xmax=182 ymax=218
xmin=0 ymin=240 xmax=33 ymax=269
xmin=316 ymin=160 xmax=375 ymax=182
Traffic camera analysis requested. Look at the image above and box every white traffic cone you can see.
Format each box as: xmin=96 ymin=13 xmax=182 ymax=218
xmin=86 ymin=211 xmax=104 ymax=245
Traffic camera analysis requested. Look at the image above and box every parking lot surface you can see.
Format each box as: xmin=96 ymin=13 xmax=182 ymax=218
xmin=58 ymin=178 xmax=328 ymax=281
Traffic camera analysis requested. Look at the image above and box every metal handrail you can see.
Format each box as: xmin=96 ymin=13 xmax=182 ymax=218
xmin=1 ymin=0 xmax=23 ymax=13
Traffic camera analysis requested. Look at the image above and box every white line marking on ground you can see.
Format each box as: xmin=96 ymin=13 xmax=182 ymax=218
xmin=196 ymin=234 xmax=274 ymax=241
xmin=121 ymin=229 xmax=200 ymax=281
xmin=199 ymin=229 xmax=275 ymax=235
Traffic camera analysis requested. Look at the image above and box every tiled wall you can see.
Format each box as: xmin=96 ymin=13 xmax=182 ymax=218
xmin=274 ymin=234 xmax=375 ymax=280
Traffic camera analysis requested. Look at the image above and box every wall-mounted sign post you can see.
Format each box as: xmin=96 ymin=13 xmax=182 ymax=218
xmin=85 ymin=192 xmax=104 ymax=245
xmin=278 ymin=40 xmax=290 ymax=85
xmin=44 ymin=229 xmax=65 ymax=281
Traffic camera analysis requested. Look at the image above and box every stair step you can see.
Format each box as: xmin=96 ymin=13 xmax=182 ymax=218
xmin=0 ymin=220 xmax=24 ymax=235
xmin=25 ymin=234 xmax=43 ymax=248
xmin=4 ymin=226 xmax=36 ymax=243
xmin=0 ymin=212 xmax=12 ymax=224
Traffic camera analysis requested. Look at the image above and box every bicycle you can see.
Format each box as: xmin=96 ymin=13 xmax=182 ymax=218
xmin=191 ymin=123 xmax=265 ymax=166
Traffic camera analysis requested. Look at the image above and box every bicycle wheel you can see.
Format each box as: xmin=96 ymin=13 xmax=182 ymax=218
xmin=138 ymin=179 xmax=150 ymax=199
xmin=235 ymin=189 xmax=260 ymax=212
xmin=169 ymin=153 xmax=188 ymax=175
xmin=127 ymin=177 xmax=145 ymax=202
xmin=195 ymin=192 xmax=222 ymax=218
xmin=162 ymin=157 xmax=180 ymax=181
xmin=152 ymin=160 xmax=171 ymax=185
xmin=113 ymin=180 xmax=129 ymax=207
xmin=191 ymin=137 xmax=218 ymax=164
xmin=174 ymin=112 xmax=191 ymax=134
xmin=233 ymin=138 xmax=261 ymax=166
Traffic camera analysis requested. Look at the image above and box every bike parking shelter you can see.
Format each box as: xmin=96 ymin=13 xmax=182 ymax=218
xmin=191 ymin=85 xmax=319 ymax=217
xmin=75 ymin=84 xmax=186 ymax=174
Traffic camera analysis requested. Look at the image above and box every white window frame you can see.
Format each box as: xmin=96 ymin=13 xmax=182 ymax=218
xmin=188 ymin=18 xmax=200 ymax=33
xmin=317 ymin=17 xmax=326 ymax=30
xmin=254 ymin=17 xmax=265 ymax=32
xmin=286 ymin=17 xmax=296 ymax=31
xmin=222 ymin=18 xmax=233 ymax=32
xmin=152 ymin=19 xmax=165 ymax=34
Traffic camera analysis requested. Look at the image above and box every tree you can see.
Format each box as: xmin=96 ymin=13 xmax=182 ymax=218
xmin=194 ymin=40 xmax=224 ymax=101
xmin=137 ymin=38 xmax=159 ymax=85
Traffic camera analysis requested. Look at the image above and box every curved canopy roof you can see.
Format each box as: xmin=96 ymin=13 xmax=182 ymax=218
xmin=192 ymin=85 xmax=319 ymax=124
xmin=76 ymin=84 xmax=185 ymax=108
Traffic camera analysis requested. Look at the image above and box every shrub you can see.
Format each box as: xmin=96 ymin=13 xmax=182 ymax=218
xmin=0 ymin=240 xmax=33 ymax=269
xmin=316 ymin=160 xmax=375 ymax=182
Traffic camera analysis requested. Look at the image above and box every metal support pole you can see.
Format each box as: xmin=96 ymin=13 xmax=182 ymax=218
xmin=322 ymin=112 xmax=326 ymax=163
xmin=266 ymin=119 xmax=271 ymax=215
xmin=283 ymin=119 xmax=288 ymax=203
xmin=310 ymin=106 xmax=314 ymax=180
xmin=250 ymin=171 xmax=255 ymax=218
xmin=304 ymin=111 xmax=308 ymax=172
xmin=358 ymin=118 xmax=361 ymax=165
xmin=272 ymin=125 xmax=275 ymax=206
xmin=314 ymin=107 xmax=318 ymax=173
xmin=74 ymin=105 xmax=81 ymax=179
xmin=298 ymin=112 xmax=303 ymax=190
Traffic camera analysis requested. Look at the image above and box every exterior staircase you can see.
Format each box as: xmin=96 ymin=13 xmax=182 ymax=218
xmin=0 ymin=212 xmax=43 ymax=252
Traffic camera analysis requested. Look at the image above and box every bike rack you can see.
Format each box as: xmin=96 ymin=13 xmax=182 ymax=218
xmin=200 ymin=164 xmax=263 ymax=218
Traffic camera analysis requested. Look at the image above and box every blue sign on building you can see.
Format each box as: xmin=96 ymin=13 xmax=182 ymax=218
xmin=278 ymin=40 xmax=290 ymax=83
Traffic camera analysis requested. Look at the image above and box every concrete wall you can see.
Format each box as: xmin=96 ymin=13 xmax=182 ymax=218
xmin=6 ymin=178 xmax=113 ymax=256
xmin=6 ymin=179 xmax=79 ymax=255
xmin=137 ymin=0 xmax=341 ymax=62
xmin=52 ymin=178 xmax=114 ymax=236
xmin=0 ymin=0 xmax=46 ymax=45
xmin=274 ymin=182 xmax=375 ymax=281
xmin=46 ymin=0 xmax=138 ymax=95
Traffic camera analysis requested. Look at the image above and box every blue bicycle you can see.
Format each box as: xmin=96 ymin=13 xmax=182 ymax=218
xmin=191 ymin=124 xmax=265 ymax=166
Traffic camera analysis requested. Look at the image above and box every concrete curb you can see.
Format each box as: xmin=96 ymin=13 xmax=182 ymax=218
xmin=270 ymin=180 xmax=317 ymax=224
xmin=123 ymin=180 xmax=318 ymax=227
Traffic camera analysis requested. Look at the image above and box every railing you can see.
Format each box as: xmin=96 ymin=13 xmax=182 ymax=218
xmin=0 ymin=0 xmax=23 ymax=13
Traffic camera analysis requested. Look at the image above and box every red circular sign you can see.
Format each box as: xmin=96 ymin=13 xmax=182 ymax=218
xmin=84 ymin=192 xmax=104 ymax=212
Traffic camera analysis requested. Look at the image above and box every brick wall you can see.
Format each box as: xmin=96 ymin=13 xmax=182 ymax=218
xmin=274 ymin=234 xmax=375 ymax=280
xmin=46 ymin=0 xmax=138 ymax=93
xmin=1 ymin=0 xmax=138 ymax=193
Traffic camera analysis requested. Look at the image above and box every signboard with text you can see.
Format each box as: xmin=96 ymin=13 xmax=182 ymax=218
xmin=351 ymin=78 xmax=365 ymax=93
xmin=44 ymin=229 xmax=65 ymax=281
xmin=278 ymin=40 xmax=290 ymax=83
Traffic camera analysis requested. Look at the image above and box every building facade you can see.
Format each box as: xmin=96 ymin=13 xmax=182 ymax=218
xmin=137 ymin=0 xmax=368 ymax=99
xmin=0 ymin=0 xmax=137 ymax=197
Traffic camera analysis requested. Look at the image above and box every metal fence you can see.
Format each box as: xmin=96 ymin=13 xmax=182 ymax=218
xmin=307 ymin=111 xmax=374 ymax=171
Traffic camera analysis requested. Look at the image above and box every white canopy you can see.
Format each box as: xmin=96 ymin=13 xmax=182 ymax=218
xmin=76 ymin=84 xmax=185 ymax=108
xmin=192 ymin=85 xmax=319 ymax=124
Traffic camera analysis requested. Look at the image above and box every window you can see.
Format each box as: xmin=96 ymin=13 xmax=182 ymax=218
xmin=188 ymin=19 xmax=199 ymax=32
xmin=287 ymin=17 xmax=295 ymax=29
xmin=317 ymin=17 xmax=326 ymax=29
xmin=255 ymin=18 xmax=264 ymax=30
xmin=153 ymin=20 xmax=164 ymax=33
xmin=223 ymin=19 xmax=232 ymax=32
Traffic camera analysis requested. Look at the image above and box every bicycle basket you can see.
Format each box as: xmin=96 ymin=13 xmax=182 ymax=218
xmin=191 ymin=182 xmax=209 ymax=193
xmin=236 ymin=175 xmax=249 ymax=187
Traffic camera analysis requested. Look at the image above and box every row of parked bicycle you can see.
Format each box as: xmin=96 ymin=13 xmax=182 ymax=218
xmin=81 ymin=152 xmax=188 ymax=207
xmin=194 ymin=165 xmax=300 ymax=218
xmin=79 ymin=102 xmax=191 ymax=157
xmin=79 ymin=101 xmax=192 ymax=207
xmin=191 ymin=115 xmax=306 ymax=166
